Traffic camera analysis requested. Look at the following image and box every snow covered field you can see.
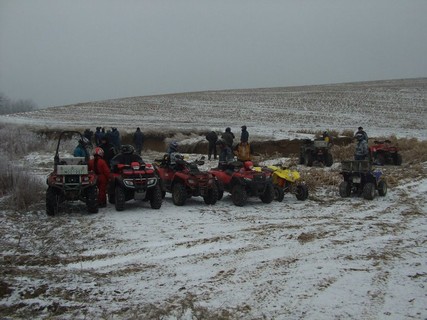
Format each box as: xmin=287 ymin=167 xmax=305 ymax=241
xmin=1 ymin=78 xmax=427 ymax=319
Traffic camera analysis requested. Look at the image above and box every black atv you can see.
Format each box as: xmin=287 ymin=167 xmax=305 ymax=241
xmin=300 ymin=139 xmax=333 ymax=167
xmin=46 ymin=131 xmax=98 ymax=215
xmin=339 ymin=160 xmax=387 ymax=200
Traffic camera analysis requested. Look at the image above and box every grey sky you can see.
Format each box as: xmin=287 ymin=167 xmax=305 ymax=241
xmin=1 ymin=0 xmax=426 ymax=108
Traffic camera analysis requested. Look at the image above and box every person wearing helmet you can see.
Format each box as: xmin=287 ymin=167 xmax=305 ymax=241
xmin=354 ymin=126 xmax=368 ymax=142
xmin=166 ymin=141 xmax=179 ymax=154
xmin=221 ymin=127 xmax=235 ymax=148
xmin=354 ymin=133 xmax=368 ymax=160
xmin=99 ymin=135 xmax=116 ymax=167
xmin=322 ymin=131 xmax=332 ymax=144
xmin=73 ymin=137 xmax=90 ymax=160
xmin=88 ymin=147 xmax=110 ymax=208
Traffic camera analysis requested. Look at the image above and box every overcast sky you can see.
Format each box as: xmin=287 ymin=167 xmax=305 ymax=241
xmin=1 ymin=0 xmax=426 ymax=108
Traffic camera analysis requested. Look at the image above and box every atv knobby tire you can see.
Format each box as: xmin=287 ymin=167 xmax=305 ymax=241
xmin=172 ymin=182 xmax=187 ymax=206
xmin=149 ymin=184 xmax=163 ymax=209
xmin=260 ymin=182 xmax=275 ymax=204
xmin=339 ymin=181 xmax=351 ymax=198
xmin=363 ymin=182 xmax=376 ymax=200
xmin=86 ymin=186 xmax=99 ymax=213
xmin=305 ymin=152 xmax=313 ymax=167
xmin=46 ymin=187 xmax=60 ymax=216
xmin=203 ymin=184 xmax=218 ymax=205
xmin=115 ymin=185 xmax=126 ymax=211
xmin=325 ymin=153 xmax=333 ymax=167
xmin=394 ymin=153 xmax=402 ymax=166
xmin=215 ymin=179 xmax=224 ymax=201
xmin=295 ymin=184 xmax=309 ymax=201
xmin=231 ymin=184 xmax=247 ymax=207
xmin=378 ymin=180 xmax=388 ymax=197
xmin=274 ymin=185 xmax=285 ymax=202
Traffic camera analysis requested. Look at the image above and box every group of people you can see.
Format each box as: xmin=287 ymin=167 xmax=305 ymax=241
xmin=73 ymin=127 xmax=146 ymax=208
xmin=205 ymin=126 xmax=253 ymax=168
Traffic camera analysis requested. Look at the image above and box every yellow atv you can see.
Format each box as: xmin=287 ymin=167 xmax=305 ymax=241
xmin=254 ymin=165 xmax=309 ymax=201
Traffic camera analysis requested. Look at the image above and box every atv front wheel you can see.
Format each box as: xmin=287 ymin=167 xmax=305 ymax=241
xmin=46 ymin=187 xmax=60 ymax=216
xmin=86 ymin=186 xmax=99 ymax=213
xmin=295 ymin=184 xmax=309 ymax=201
xmin=362 ymin=182 xmax=376 ymax=200
xmin=149 ymin=184 xmax=163 ymax=209
xmin=115 ymin=185 xmax=126 ymax=211
xmin=260 ymin=182 xmax=275 ymax=204
xmin=215 ymin=179 xmax=224 ymax=201
xmin=325 ymin=153 xmax=333 ymax=167
xmin=274 ymin=185 xmax=285 ymax=202
xmin=172 ymin=182 xmax=187 ymax=206
xmin=305 ymin=152 xmax=313 ymax=167
xmin=203 ymin=184 xmax=218 ymax=205
xmin=377 ymin=180 xmax=387 ymax=197
xmin=231 ymin=184 xmax=247 ymax=207
xmin=394 ymin=153 xmax=402 ymax=166
xmin=339 ymin=181 xmax=351 ymax=198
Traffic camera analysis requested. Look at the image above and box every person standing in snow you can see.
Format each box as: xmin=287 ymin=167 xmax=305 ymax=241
xmin=133 ymin=127 xmax=144 ymax=155
xmin=88 ymin=147 xmax=110 ymax=208
xmin=110 ymin=127 xmax=121 ymax=152
xmin=205 ymin=130 xmax=218 ymax=160
xmin=240 ymin=125 xmax=249 ymax=143
xmin=99 ymin=136 xmax=116 ymax=167
xmin=221 ymin=127 xmax=235 ymax=148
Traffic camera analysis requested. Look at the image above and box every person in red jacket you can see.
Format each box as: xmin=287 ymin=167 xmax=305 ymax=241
xmin=88 ymin=147 xmax=110 ymax=208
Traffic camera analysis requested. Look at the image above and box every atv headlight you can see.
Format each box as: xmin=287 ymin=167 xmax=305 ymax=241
xmin=187 ymin=178 xmax=197 ymax=185
xmin=147 ymin=178 xmax=157 ymax=186
xmin=55 ymin=176 xmax=63 ymax=183
xmin=124 ymin=180 xmax=135 ymax=187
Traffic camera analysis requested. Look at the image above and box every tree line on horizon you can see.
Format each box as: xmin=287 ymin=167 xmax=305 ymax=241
xmin=0 ymin=92 xmax=37 ymax=115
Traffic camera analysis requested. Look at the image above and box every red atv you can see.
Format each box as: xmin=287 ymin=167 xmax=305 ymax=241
xmin=154 ymin=155 xmax=218 ymax=206
xmin=209 ymin=161 xmax=275 ymax=207
xmin=46 ymin=131 xmax=98 ymax=215
xmin=108 ymin=151 xmax=162 ymax=211
xmin=369 ymin=140 xmax=402 ymax=166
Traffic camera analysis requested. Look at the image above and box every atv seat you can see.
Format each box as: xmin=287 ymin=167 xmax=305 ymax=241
xmin=341 ymin=160 xmax=371 ymax=172
xmin=59 ymin=157 xmax=86 ymax=165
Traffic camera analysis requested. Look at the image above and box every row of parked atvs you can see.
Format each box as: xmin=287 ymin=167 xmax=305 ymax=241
xmin=45 ymin=132 xmax=392 ymax=215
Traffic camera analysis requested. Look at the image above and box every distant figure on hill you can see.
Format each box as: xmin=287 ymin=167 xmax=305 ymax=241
xmin=133 ymin=127 xmax=145 ymax=155
xmin=205 ymin=131 xmax=218 ymax=160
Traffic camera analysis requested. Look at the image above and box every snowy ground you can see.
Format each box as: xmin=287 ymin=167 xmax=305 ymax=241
xmin=1 ymin=79 xmax=427 ymax=319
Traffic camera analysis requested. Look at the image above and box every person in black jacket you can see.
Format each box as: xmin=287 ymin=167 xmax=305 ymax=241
xmin=240 ymin=125 xmax=249 ymax=143
xmin=99 ymin=136 xmax=117 ymax=167
xmin=221 ymin=127 xmax=235 ymax=148
xmin=133 ymin=127 xmax=144 ymax=155
xmin=205 ymin=131 xmax=218 ymax=160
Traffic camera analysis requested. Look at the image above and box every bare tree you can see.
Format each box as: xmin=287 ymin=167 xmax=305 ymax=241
xmin=0 ymin=92 xmax=37 ymax=114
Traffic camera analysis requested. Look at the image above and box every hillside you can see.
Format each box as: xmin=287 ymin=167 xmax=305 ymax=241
xmin=1 ymin=78 xmax=426 ymax=140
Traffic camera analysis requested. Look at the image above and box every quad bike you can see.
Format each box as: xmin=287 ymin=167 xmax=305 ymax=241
xmin=254 ymin=165 xmax=309 ymax=201
xmin=339 ymin=160 xmax=387 ymax=200
xmin=209 ymin=160 xmax=275 ymax=207
xmin=154 ymin=155 xmax=218 ymax=206
xmin=108 ymin=160 xmax=162 ymax=211
xmin=300 ymin=139 xmax=333 ymax=167
xmin=46 ymin=131 xmax=98 ymax=215
xmin=369 ymin=140 xmax=402 ymax=166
